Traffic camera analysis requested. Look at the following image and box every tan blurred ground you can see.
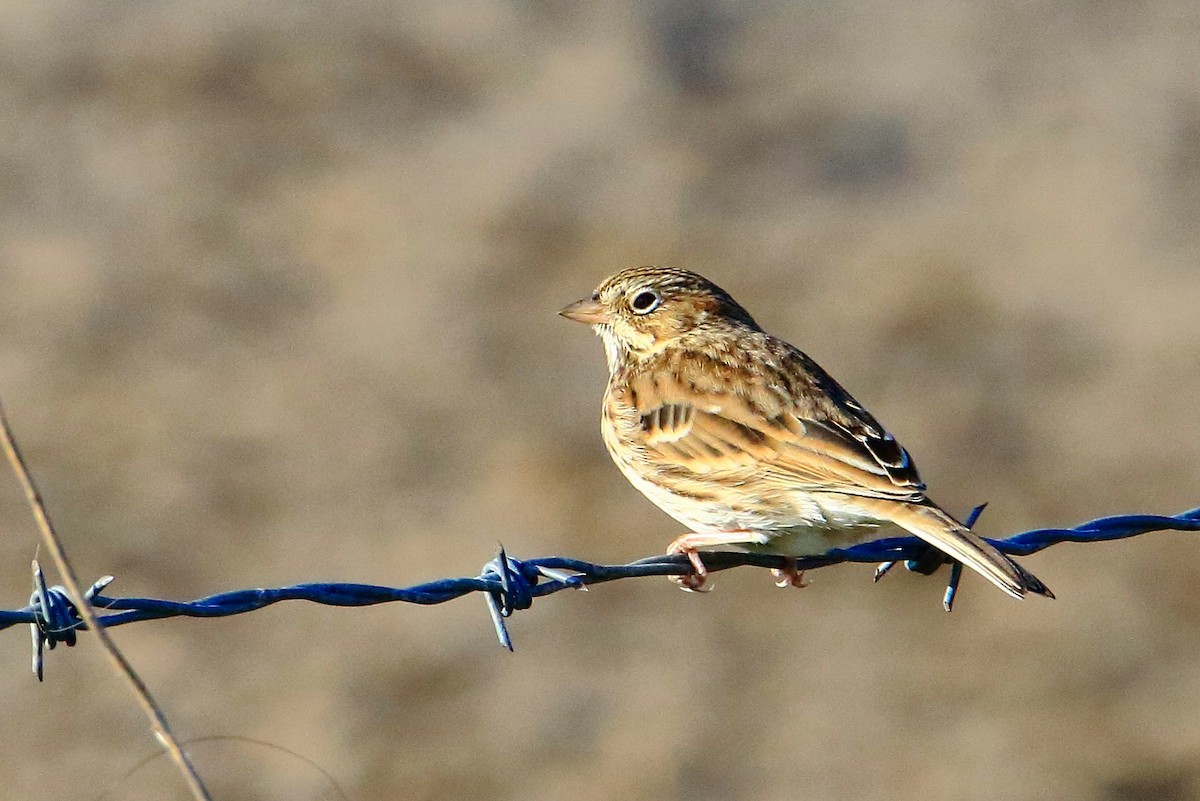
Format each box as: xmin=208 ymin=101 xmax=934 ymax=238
xmin=1 ymin=2 xmax=1199 ymax=799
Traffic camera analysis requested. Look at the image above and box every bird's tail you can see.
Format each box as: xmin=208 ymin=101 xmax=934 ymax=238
xmin=860 ymin=499 xmax=1054 ymax=600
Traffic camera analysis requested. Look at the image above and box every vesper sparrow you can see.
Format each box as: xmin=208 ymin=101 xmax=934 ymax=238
xmin=561 ymin=266 xmax=1052 ymax=599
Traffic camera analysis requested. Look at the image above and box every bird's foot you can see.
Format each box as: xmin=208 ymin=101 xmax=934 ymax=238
xmin=772 ymin=557 xmax=809 ymax=589
xmin=666 ymin=530 xmax=758 ymax=592
xmin=667 ymin=541 xmax=710 ymax=592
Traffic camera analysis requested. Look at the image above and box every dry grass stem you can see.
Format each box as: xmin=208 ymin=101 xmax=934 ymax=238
xmin=0 ymin=401 xmax=212 ymax=801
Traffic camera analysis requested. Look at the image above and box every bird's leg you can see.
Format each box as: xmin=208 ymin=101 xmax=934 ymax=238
xmin=666 ymin=530 xmax=756 ymax=592
xmin=772 ymin=557 xmax=809 ymax=589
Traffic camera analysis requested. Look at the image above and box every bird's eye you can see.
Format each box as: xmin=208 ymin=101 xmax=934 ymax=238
xmin=630 ymin=288 xmax=662 ymax=314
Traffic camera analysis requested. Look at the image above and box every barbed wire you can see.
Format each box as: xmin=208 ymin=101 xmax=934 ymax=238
xmin=4 ymin=505 xmax=1197 ymax=676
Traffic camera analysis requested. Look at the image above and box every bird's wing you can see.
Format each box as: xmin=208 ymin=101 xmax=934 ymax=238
xmin=617 ymin=357 xmax=926 ymax=503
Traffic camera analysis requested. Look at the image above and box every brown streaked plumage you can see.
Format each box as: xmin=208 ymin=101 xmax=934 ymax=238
xmin=560 ymin=265 xmax=1053 ymax=600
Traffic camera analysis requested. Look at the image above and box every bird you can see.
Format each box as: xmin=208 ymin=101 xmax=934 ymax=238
xmin=559 ymin=265 xmax=1052 ymax=600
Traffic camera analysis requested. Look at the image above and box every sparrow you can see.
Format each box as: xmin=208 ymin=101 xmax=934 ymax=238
xmin=560 ymin=266 xmax=1052 ymax=599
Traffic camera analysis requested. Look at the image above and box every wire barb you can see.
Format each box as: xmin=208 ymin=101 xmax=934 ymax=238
xmin=2 ymin=506 xmax=1198 ymax=667
xmin=874 ymin=502 xmax=988 ymax=611
xmin=481 ymin=546 xmax=588 ymax=650
xmin=28 ymin=560 xmax=114 ymax=680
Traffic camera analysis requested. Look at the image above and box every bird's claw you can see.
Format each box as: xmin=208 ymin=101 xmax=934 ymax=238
xmin=772 ymin=558 xmax=809 ymax=589
xmin=669 ymin=547 xmax=711 ymax=592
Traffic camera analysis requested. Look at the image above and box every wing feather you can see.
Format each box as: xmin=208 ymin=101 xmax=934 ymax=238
xmin=617 ymin=349 xmax=926 ymax=503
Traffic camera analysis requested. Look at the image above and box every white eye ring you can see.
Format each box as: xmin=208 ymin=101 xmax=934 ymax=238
xmin=629 ymin=288 xmax=662 ymax=314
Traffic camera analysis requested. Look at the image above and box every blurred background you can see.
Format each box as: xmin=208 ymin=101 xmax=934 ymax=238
xmin=1 ymin=2 xmax=1199 ymax=799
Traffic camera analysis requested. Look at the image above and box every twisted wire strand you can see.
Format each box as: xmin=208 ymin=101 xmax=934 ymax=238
xmin=4 ymin=506 xmax=1197 ymax=671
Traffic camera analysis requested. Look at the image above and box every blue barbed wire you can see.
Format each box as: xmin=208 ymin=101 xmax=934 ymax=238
xmin=3 ymin=506 xmax=1198 ymax=677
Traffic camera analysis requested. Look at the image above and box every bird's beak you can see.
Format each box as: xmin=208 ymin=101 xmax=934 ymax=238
xmin=558 ymin=297 xmax=610 ymax=325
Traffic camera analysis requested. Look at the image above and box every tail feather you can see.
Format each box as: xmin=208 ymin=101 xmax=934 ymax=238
xmin=860 ymin=499 xmax=1053 ymax=600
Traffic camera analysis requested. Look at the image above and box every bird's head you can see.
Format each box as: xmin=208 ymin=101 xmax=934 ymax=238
xmin=559 ymin=266 xmax=760 ymax=372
